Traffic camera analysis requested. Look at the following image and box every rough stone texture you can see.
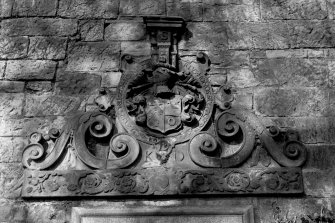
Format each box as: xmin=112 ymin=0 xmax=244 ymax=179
xmin=0 ymin=163 xmax=23 ymax=198
xmin=288 ymin=20 xmax=335 ymax=48
xmin=0 ymin=0 xmax=13 ymax=17
xmin=0 ymin=81 xmax=24 ymax=93
xmin=58 ymin=0 xmax=119 ymax=18
xmin=6 ymin=60 xmax=57 ymax=80
xmin=203 ymin=0 xmax=260 ymax=22
xmin=79 ymin=20 xmax=104 ymax=41
xmin=25 ymin=94 xmax=82 ymax=116
xmin=1 ymin=18 xmax=77 ymax=37
xmin=254 ymin=88 xmax=328 ymax=117
xmin=105 ymin=21 xmax=146 ymax=41
xmin=305 ymin=145 xmax=335 ymax=170
xmin=28 ymin=37 xmax=67 ymax=60
xmin=303 ymin=169 xmax=335 ymax=198
xmin=0 ymin=93 xmax=24 ymax=118
xmin=250 ymin=58 xmax=329 ymax=87
xmin=0 ymin=36 xmax=28 ymax=59
xmin=0 ymin=116 xmax=66 ymax=137
xmin=120 ymin=0 xmax=165 ymax=15
xmin=55 ymin=71 xmax=101 ymax=95
xmin=101 ymin=72 xmax=122 ymax=88
xmin=228 ymin=22 xmax=289 ymax=49
xmin=261 ymin=0 xmax=328 ymax=20
xmin=26 ymin=81 xmax=53 ymax=93
xmin=67 ymin=42 xmax=120 ymax=72
xmin=167 ymin=0 xmax=203 ymax=21
xmin=121 ymin=41 xmax=151 ymax=56
xmin=0 ymin=61 xmax=5 ymax=78
xmin=0 ymin=137 xmax=25 ymax=163
xmin=12 ymin=0 xmax=58 ymax=16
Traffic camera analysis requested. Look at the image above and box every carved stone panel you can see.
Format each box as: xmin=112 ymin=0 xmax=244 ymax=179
xmin=71 ymin=206 xmax=254 ymax=223
xmin=20 ymin=16 xmax=307 ymax=197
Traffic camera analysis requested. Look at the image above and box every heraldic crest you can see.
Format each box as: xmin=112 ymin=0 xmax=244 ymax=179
xmin=20 ymin=16 xmax=307 ymax=197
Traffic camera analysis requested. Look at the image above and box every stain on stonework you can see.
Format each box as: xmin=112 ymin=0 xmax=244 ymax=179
xmin=272 ymin=203 xmax=335 ymax=223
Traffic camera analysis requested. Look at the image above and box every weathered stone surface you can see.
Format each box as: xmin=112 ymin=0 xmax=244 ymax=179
xmin=288 ymin=20 xmax=335 ymax=48
xmin=179 ymin=22 xmax=228 ymax=51
xmin=327 ymin=61 xmax=335 ymax=87
xmin=208 ymin=74 xmax=227 ymax=86
xmin=303 ymin=169 xmax=335 ymax=197
xmin=120 ymin=0 xmax=165 ymax=15
xmin=326 ymin=90 xmax=335 ymax=116
xmin=0 ymin=116 xmax=66 ymax=136
xmin=305 ymin=145 xmax=335 ymax=170
xmin=261 ymin=0 xmax=328 ymax=20
xmin=0 ymin=0 xmax=13 ymax=17
xmin=6 ymin=60 xmax=57 ymax=80
xmin=257 ymin=198 xmax=335 ymax=223
xmin=0 ymin=93 xmax=24 ymax=118
xmin=265 ymin=49 xmax=307 ymax=58
xmin=105 ymin=21 xmax=146 ymax=41
xmin=167 ymin=0 xmax=202 ymax=21
xmin=67 ymin=42 xmax=120 ymax=72
xmin=0 ymin=81 xmax=24 ymax=93
xmin=203 ymin=0 xmax=260 ymax=22
xmin=254 ymin=88 xmax=327 ymax=117
xmin=228 ymin=68 xmax=260 ymax=88
xmin=28 ymin=37 xmax=67 ymax=60
xmin=58 ymin=0 xmax=119 ymax=18
xmin=0 ymin=137 xmax=25 ymax=163
xmin=251 ymin=58 xmax=328 ymax=87
xmin=307 ymin=49 xmax=326 ymax=58
xmin=12 ymin=0 xmax=57 ymax=16
xmin=0 ymin=36 xmax=28 ymax=59
xmin=228 ymin=22 xmax=289 ymax=49
xmin=26 ymin=81 xmax=53 ymax=93
xmin=0 ymin=61 xmax=5 ymax=79
xmin=79 ymin=20 xmax=104 ymax=41
xmin=121 ymin=41 xmax=151 ymax=56
xmin=25 ymin=94 xmax=82 ymax=116
xmin=26 ymin=202 xmax=70 ymax=223
xmin=0 ymin=202 xmax=27 ymax=223
xmin=55 ymin=71 xmax=101 ymax=95
xmin=1 ymin=18 xmax=77 ymax=37
xmin=101 ymin=72 xmax=122 ymax=88
xmin=0 ymin=163 xmax=23 ymax=198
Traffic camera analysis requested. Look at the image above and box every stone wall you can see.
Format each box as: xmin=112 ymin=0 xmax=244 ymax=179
xmin=0 ymin=0 xmax=334 ymax=222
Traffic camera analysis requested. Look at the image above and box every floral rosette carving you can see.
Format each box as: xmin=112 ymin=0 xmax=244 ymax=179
xmin=225 ymin=171 xmax=250 ymax=191
xmin=76 ymin=173 xmax=106 ymax=195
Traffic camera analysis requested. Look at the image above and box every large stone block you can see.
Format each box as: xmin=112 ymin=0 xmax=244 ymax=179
xmin=228 ymin=68 xmax=260 ymax=88
xmin=79 ymin=20 xmax=104 ymax=41
xmin=303 ymin=169 xmax=335 ymax=197
xmin=0 ymin=0 xmax=13 ymax=17
xmin=0 ymin=81 xmax=24 ymax=93
xmin=0 ymin=202 xmax=27 ymax=223
xmin=67 ymin=42 xmax=120 ymax=72
xmin=26 ymin=81 xmax=53 ymax=93
xmin=254 ymin=88 xmax=328 ymax=117
xmin=203 ymin=0 xmax=260 ymax=22
xmin=0 ymin=137 xmax=25 ymax=163
xmin=121 ymin=41 xmax=151 ymax=56
xmin=26 ymin=202 xmax=71 ymax=223
xmin=1 ymin=18 xmax=77 ymax=36
xmin=167 ymin=0 xmax=202 ymax=21
xmin=305 ymin=145 xmax=335 ymax=170
xmin=251 ymin=58 xmax=329 ymax=87
xmin=0 ymin=36 xmax=28 ymax=59
xmin=0 ymin=116 xmax=66 ymax=136
xmin=55 ymin=71 xmax=101 ymax=95
xmin=0 ymin=163 xmax=23 ymax=198
xmin=28 ymin=37 xmax=67 ymax=60
xmin=101 ymin=72 xmax=122 ymax=88
xmin=105 ymin=21 xmax=146 ymax=41
xmin=179 ymin=22 xmax=228 ymax=51
xmin=12 ymin=0 xmax=57 ymax=16
xmin=58 ymin=0 xmax=119 ymax=18
xmin=228 ymin=22 xmax=289 ymax=49
xmin=6 ymin=60 xmax=57 ymax=80
xmin=288 ymin=20 xmax=335 ymax=48
xmin=261 ymin=0 xmax=328 ymax=20
xmin=25 ymin=94 xmax=81 ymax=116
xmin=120 ymin=0 xmax=165 ymax=15
xmin=0 ymin=93 xmax=24 ymax=118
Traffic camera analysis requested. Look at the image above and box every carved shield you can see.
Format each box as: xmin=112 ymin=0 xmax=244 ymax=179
xmin=146 ymin=98 xmax=181 ymax=133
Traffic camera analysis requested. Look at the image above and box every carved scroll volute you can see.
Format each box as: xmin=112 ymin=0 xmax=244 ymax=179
xmin=189 ymin=110 xmax=255 ymax=168
xmin=261 ymin=127 xmax=307 ymax=167
xmin=22 ymin=128 xmax=66 ymax=170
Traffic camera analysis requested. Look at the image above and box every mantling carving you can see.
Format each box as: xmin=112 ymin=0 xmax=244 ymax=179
xmin=21 ymin=16 xmax=307 ymax=197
